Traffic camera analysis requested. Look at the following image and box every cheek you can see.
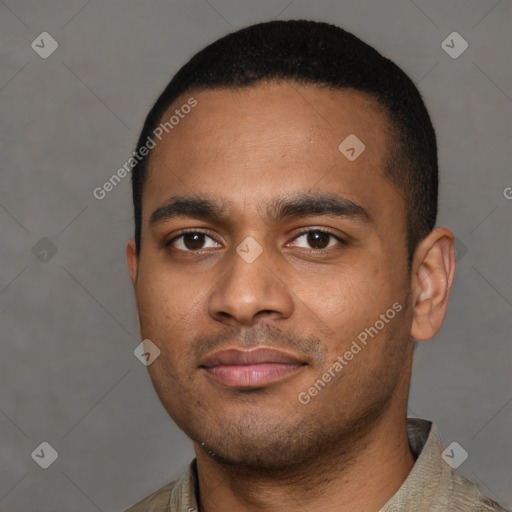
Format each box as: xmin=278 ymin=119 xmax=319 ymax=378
xmin=134 ymin=268 xmax=199 ymax=354
xmin=294 ymin=261 xmax=396 ymax=350
xmin=137 ymin=255 xmax=201 ymax=307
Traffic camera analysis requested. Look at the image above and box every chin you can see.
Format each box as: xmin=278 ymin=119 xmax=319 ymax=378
xmin=185 ymin=410 xmax=331 ymax=471
xmin=196 ymin=436 xmax=314 ymax=470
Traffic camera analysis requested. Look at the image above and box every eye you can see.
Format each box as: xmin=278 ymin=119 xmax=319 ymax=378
xmin=289 ymin=229 xmax=344 ymax=250
xmin=167 ymin=231 xmax=221 ymax=251
xmin=166 ymin=228 xmax=345 ymax=253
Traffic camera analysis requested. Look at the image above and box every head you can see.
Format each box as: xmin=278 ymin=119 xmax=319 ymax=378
xmin=127 ymin=20 xmax=455 ymax=470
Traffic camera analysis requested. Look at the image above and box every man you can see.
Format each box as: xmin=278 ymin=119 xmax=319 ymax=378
xmin=124 ymin=19 xmax=508 ymax=512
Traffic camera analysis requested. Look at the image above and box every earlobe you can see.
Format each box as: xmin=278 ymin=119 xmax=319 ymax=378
xmin=126 ymin=238 xmax=139 ymax=285
xmin=410 ymin=228 xmax=456 ymax=342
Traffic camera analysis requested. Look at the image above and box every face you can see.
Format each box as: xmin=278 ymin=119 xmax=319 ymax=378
xmin=128 ymin=83 xmax=415 ymax=469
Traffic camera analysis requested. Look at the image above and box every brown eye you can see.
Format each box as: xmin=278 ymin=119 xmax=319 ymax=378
xmin=289 ymin=229 xmax=343 ymax=250
xmin=182 ymin=233 xmax=206 ymax=250
xmin=306 ymin=231 xmax=331 ymax=249
xmin=168 ymin=232 xmax=221 ymax=252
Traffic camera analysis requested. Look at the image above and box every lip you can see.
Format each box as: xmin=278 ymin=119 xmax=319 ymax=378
xmin=199 ymin=347 xmax=306 ymax=388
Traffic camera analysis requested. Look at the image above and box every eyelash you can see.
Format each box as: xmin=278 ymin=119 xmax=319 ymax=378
xmin=166 ymin=228 xmax=346 ymax=252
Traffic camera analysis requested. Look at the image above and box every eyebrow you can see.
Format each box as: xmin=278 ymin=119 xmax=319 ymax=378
xmin=149 ymin=193 xmax=372 ymax=227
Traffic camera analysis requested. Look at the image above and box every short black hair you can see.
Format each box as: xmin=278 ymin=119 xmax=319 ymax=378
xmin=131 ymin=19 xmax=438 ymax=264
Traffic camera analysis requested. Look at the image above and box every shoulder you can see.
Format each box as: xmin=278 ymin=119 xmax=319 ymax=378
xmin=124 ymin=480 xmax=176 ymax=512
xmin=124 ymin=460 xmax=198 ymax=512
xmin=400 ymin=419 xmax=510 ymax=512
xmin=448 ymin=470 xmax=510 ymax=512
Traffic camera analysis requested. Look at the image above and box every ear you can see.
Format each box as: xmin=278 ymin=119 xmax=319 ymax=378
xmin=126 ymin=238 xmax=138 ymax=286
xmin=126 ymin=238 xmax=143 ymax=336
xmin=410 ymin=227 xmax=456 ymax=342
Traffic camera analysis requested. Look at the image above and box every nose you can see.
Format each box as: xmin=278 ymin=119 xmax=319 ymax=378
xmin=208 ymin=239 xmax=294 ymax=327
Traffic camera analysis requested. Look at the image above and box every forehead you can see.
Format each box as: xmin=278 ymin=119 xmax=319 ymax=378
xmin=144 ymin=82 xmax=400 ymax=225
xmin=149 ymin=83 xmax=390 ymax=168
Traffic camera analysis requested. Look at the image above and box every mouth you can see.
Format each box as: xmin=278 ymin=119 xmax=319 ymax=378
xmin=199 ymin=347 xmax=307 ymax=388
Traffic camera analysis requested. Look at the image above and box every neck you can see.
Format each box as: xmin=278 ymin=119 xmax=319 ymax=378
xmin=194 ymin=408 xmax=415 ymax=512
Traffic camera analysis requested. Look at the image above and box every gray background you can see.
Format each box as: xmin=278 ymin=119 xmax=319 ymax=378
xmin=0 ymin=0 xmax=511 ymax=510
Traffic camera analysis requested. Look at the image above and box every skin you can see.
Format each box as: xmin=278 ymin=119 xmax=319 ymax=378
xmin=126 ymin=82 xmax=456 ymax=512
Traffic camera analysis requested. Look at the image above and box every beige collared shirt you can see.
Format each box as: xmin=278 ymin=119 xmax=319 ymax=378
xmin=125 ymin=418 xmax=509 ymax=512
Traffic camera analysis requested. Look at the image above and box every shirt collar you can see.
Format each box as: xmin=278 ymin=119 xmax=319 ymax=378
xmin=380 ymin=418 xmax=449 ymax=510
